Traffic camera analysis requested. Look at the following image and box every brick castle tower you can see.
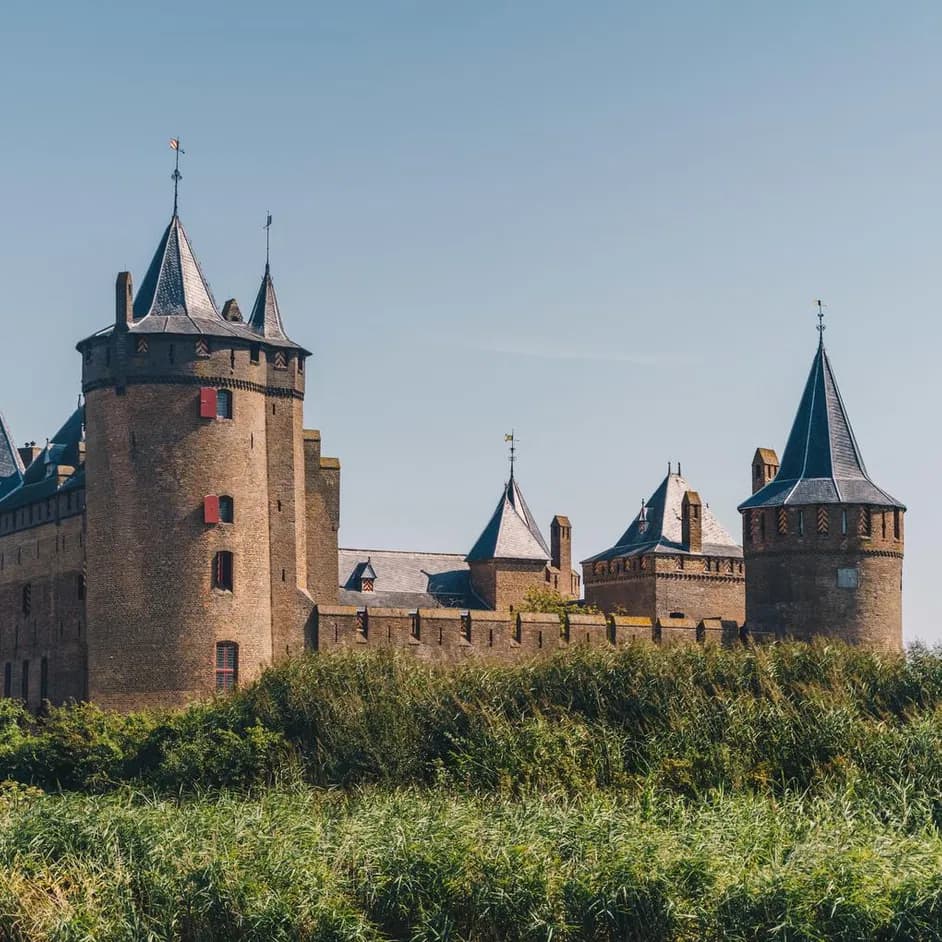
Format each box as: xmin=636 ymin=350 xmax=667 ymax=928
xmin=77 ymin=207 xmax=338 ymax=709
xmin=738 ymin=331 xmax=905 ymax=649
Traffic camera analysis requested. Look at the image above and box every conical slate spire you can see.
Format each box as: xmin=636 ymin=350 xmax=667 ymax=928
xmin=133 ymin=215 xmax=220 ymax=320
xmin=466 ymin=476 xmax=551 ymax=562
xmin=0 ymin=412 xmax=24 ymax=501
xmin=739 ymin=340 xmax=904 ymax=510
xmin=248 ymin=264 xmax=289 ymax=340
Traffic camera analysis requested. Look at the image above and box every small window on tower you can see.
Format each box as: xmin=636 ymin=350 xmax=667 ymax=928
xmin=298 ymin=356 xmax=305 ymax=374
xmin=213 ymin=551 xmax=234 ymax=591
xmin=219 ymin=496 xmax=234 ymax=523
xmin=216 ymin=389 xmax=233 ymax=420
xmin=22 ymin=584 xmax=31 ymax=617
xmin=77 ymin=573 xmax=86 ymax=600
xmin=215 ymin=642 xmax=238 ymax=692
xmin=250 ymin=344 xmax=260 ymax=364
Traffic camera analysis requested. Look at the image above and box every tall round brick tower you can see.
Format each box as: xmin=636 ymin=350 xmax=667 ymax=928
xmin=738 ymin=332 xmax=905 ymax=650
xmin=77 ymin=210 xmax=311 ymax=709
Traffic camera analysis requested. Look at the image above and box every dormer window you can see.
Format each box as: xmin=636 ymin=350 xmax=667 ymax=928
xmin=357 ymin=558 xmax=377 ymax=592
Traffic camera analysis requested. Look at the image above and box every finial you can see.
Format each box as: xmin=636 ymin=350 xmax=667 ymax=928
xmin=667 ymin=461 xmax=671 ymax=475
xmin=678 ymin=461 xmax=682 ymax=476
xmin=264 ymin=212 xmax=273 ymax=274
xmin=169 ymin=138 xmax=185 ymax=216
xmin=504 ymin=431 xmax=517 ymax=481
xmin=816 ymin=299 xmax=826 ymax=344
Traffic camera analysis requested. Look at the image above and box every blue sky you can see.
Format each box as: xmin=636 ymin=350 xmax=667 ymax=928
xmin=1 ymin=1 xmax=938 ymax=641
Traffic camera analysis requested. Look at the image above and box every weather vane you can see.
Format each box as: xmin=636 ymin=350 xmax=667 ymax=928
xmin=264 ymin=212 xmax=273 ymax=271
xmin=816 ymin=299 xmax=826 ymax=340
xmin=504 ymin=430 xmax=517 ymax=480
xmin=169 ymin=138 xmax=185 ymax=215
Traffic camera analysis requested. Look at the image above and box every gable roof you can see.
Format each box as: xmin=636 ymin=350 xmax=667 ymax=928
xmin=466 ymin=475 xmax=551 ymax=563
xmin=739 ymin=340 xmax=904 ymax=510
xmin=338 ymin=548 xmax=483 ymax=609
xmin=0 ymin=406 xmax=85 ymax=512
xmin=249 ymin=265 xmax=289 ymax=340
xmin=583 ymin=470 xmax=742 ymax=563
xmin=0 ymin=413 xmax=24 ymax=501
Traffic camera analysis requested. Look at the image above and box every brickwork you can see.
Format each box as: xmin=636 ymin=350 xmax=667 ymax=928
xmin=742 ymin=503 xmax=904 ymax=651
xmin=0 ymin=511 xmax=86 ymax=706
xmin=304 ymin=431 xmax=340 ymax=605
xmin=583 ymin=553 xmax=745 ymax=625
xmin=469 ymin=558 xmax=551 ymax=610
xmin=313 ymin=606 xmax=748 ymax=661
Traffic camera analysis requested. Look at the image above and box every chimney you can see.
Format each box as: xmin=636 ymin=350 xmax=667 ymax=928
xmin=551 ymin=515 xmax=572 ymax=576
xmin=752 ymin=448 xmax=780 ymax=494
xmin=115 ymin=272 xmax=133 ymax=330
xmin=18 ymin=442 xmax=41 ymax=469
xmin=682 ymin=490 xmax=702 ymax=554
xmin=221 ymin=299 xmax=243 ymax=323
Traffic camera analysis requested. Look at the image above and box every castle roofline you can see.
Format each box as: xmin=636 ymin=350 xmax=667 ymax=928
xmin=466 ymin=475 xmax=551 ymax=563
xmin=0 ymin=412 xmax=24 ymax=502
xmin=739 ymin=340 xmax=904 ymax=511
xmin=248 ymin=265 xmax=290 ymax=341
xmin=582 ymin=470 xmax=741 ymax=564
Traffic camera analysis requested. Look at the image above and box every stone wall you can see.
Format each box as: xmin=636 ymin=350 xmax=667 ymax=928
xmin=742 ymin=503 xmax=903 ymax=651
xmin=313 ymin=605 xmax=751 ymax=661
xmin=583 ymin=552 xmax=745 ymax=624
xmin=0 ymin=508 xmax=87 ymax=707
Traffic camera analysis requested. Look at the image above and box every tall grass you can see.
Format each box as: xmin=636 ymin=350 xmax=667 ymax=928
xmin=1 ymin=643 xmax=941 ymax=938
xmin=0 ymin=785 xmax=940 ymax=940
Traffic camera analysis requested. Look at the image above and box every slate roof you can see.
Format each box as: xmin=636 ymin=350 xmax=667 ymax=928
xmin=0 ymin=407 xmax=85 ymax=513
xmin=0 ymin=413 xmax=24 ymax=501
xmin=466 ymin=475 xmax=551 ymax=563
xmin=338 ymin=548 xmax=483 ymax=609
xmin=78 ymin=214 xmax=306 ymax=352
xmin=583 ymin=471 xmax=742 ymax=564
xmin=249 ymin=265 xmax=289 ymax=341
xmin=739 ymin=340 xmax=904 ymax=510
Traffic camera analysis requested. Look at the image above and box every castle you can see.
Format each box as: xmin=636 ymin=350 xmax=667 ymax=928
xmin=0 ymin=193 xmax=905 ymax=711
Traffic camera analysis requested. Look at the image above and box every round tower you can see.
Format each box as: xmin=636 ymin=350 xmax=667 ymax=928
xmin=77 ymin=212 xmax=309 ymax=709
xmin=738 ymin=334 xmax=905 ymax=651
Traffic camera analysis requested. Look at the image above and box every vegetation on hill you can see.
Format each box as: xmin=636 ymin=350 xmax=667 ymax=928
xmin=3 ymin=642 xmax=942 ymax=938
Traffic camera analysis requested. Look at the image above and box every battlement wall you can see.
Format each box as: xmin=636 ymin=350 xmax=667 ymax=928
xmin=313 ymin=606 xmax=758 ymax=662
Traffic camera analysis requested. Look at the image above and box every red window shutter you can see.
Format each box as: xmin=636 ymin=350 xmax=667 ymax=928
xmin=204 ymin=495 xmax=220 ymax=524
xmin=199 ymin=387 xmax=217 ymax=419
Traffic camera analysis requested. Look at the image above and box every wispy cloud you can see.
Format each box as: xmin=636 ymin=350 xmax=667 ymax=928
xmin=457 ymin=339 xmax=697 ymax=367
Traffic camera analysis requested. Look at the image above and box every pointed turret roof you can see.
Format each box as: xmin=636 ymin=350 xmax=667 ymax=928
xmin=466 ymin=474 xmax=551 ymax=563
xmin=133 ymin=214 xmax=219 ymax=321
xmin=249 ymin=265 xmax=289 ymax=340
xmin=583 ymin=470 xmax=741 ymax=563
xmin=0 ymin=412 xmax=24 ymax=501
xmin=739 ymin=339 xmax=904 ymax=510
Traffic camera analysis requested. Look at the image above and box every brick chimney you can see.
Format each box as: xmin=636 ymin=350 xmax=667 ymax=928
xmin=115 ymin=272 xmax=133 ymax=330
xmin=682 ymin=490 xmax=702 ymax=553
xmin=752 ymin=448 xmax=780 ymax=494
xmin=551 ymin=515 xmax=572 ymax=577
xmin=17 ymin=442 xmax=41 ymax=469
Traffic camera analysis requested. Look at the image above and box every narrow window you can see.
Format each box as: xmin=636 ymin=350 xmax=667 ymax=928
xmin=798 ymin=510 xmax=804 ymax=536
xmin=230 ymin=348 xmax=236 ymax=369
xmin=218 ymin=496 xmax=234 ymax=523
xmin=410 ymin=613 xmax=420 ymax=640
xmin=77 ymin=573 xmax=86 ymax=600
xmin=40 ymin=658 xmax=48 ymax=702
xmin=461 ymin=612 xmax=471 ymax=642
xmin=22 ymin=584 xmax=31 ymax=617
xmin=759 ymin=512 xmax=766 ymax=540
xmin=216 ymin=389 xmax=233 ymax=420
xmin=298 ymin=356 xmax=304 ymax=374
xmin=250 ymin=344 xmax=260 ymax=364
xmin=213 ymin=551 xmax=234 ymax=591
xmin=215 ymin=642 xmax=238 ymax=692
xmin=21 ymin=661 xmax=29 ymax=704
xmin=882 ymin=512 xmax=887 ymax=539
xmin=3 ymin=663 xmax=10 ymax=698
xmin=169 ymin=343 xmax=175 ymax=364
xmin=894 ymin=509 xmax=901 ymax=540
xmin=841 ymin=509 xmax=848 ymax=535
